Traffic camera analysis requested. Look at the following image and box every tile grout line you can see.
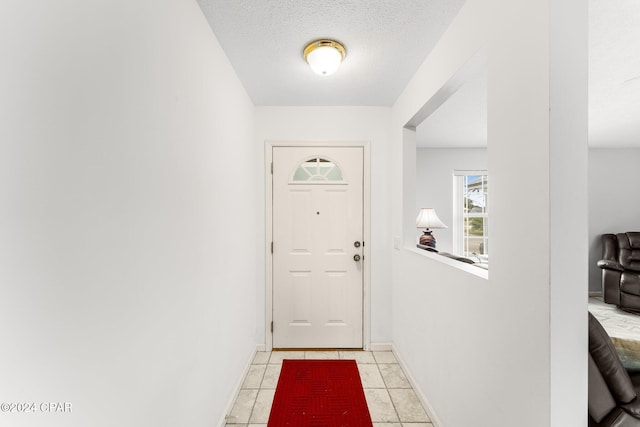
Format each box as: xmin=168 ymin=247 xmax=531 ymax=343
xmin=254 ymin=356 xmax=275 ymax=425
xmin=246 ymin=385 xmax=259 ymax=425
xmin=376 ymin=356 xmax=404 ymax=425
xmin=256 ymin=360 xmax=268 ymax=390
xmin=245 ymin=359 xmax=267 ymax=426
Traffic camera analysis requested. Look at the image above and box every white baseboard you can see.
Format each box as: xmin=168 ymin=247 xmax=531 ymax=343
xmin=369 ymin=342 xmax=393 ymax=351
xmin=255 ymin=343 xmax=266 ymax=352
xmin=392 ymin=344 xmax=442 ymax=427
xmin=217 ymin=345 xmax=259 ymax=427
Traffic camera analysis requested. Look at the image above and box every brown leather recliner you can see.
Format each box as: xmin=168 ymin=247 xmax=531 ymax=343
xmin=598 ymin=233 xmax=640 ymax=312
xmin=589 ymin=312 xmax=640 ymax=426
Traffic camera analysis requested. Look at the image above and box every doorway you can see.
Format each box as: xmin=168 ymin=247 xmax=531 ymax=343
xmin=266 ymin=142 xmax=370 ymax=350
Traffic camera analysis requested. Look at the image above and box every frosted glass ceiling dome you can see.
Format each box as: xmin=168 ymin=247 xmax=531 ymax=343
xmin=303 ymin=39 xmax=346 ymax=76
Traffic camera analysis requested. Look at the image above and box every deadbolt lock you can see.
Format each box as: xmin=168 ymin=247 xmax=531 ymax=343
xmin=353 ymin=254 xmax=361 ymax=262
xmin=354 ymin=241 xmax=361 ymax=248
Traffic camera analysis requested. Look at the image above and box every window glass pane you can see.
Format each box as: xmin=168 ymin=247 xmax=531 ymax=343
xmin=293 ymin=167 xmax=311 ymax=181
xmin=467 ymin=217 xmax=484 ymax=236
xmin=292 ymin=158 xmax=343 ymax=182
xmin=317 ymin=163 xmax=334 ymax=176
xmin=465 ymin=236 xmax=485 ymax=254
xmin=325 ymin=167 xmax=343 ymax=181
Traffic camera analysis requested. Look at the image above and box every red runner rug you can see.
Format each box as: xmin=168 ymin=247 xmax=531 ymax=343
xmin=267 ymin=359 xmax=373 ymax=427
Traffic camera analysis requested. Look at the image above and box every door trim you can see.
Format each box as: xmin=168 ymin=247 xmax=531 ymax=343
xmin=265 ymin=140 xmax=371 ymax=351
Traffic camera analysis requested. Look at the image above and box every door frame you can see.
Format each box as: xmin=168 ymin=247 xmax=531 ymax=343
xmin=265 ymin=140 xmax=371 ymax=351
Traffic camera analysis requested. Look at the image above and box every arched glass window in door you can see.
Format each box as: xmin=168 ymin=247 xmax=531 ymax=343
xmin=291 ymin=157 xmax=345 ymax=183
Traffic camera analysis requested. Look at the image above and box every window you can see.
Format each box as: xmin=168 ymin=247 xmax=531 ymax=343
xmin=453 ymin=171 xmax=488 ymax=260
xmin=291 ymin=157 xmax=344 ymax=183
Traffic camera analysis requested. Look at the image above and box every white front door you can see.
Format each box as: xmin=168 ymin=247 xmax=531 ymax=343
xmin=272 ymin=146 xmax=364 ymax=348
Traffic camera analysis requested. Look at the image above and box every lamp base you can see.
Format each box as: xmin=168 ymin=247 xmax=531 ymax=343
xmin=419 ymin=230 xmax=437 ymax=248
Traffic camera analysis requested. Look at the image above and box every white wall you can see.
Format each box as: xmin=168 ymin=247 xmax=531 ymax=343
xmin=416 ymin=148 xmax=488 ymax=253
xmin=391 ymin=0 xmax=588 ymax=426
xmin=589 ymin=148 xmax=640 ymax=292
xmin=0 ymin=1 xmax=257 ymax=426
xmin=254 ymin=106 xmax=392 ymax=344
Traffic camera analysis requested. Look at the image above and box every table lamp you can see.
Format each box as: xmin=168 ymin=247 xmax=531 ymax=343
xmin=416 ymin=208 xmax=448 ymax=248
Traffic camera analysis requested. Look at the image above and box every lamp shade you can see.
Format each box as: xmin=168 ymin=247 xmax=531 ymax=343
xmin=416 ymin=208 xmax=448 ymax=229
xmin=303 ymin=40 xmax=346 ymax=76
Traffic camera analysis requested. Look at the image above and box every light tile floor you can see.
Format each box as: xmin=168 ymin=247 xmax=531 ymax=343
xmin=589 ymin=296 xmax=640 ymax=341
xmin=589 ymin=296 xmax=640 ymax=369
xmin=225 ymin=350 xmax=433 ymax=427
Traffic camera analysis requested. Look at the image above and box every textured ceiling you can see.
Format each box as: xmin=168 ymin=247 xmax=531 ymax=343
xmin=197 ymin=0 xmax=639 ymax=147
xmin=196 ymin=0 xmax=466 ymax=106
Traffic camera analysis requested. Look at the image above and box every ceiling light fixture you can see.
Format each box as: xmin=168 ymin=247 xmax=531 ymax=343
xmin=303 ymin=39 xmax=346 ymax=76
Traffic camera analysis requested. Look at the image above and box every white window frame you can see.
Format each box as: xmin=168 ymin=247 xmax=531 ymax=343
xmin=453 ymin=170 xmax=488 ymax=260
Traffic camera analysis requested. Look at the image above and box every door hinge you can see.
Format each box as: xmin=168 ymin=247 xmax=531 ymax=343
xmin=270 ymin=162 xmax=273 ymax=174
xmin=271 ymin=241 xmax=273 ymax=254
xmin=270 ymin=321 xmax=274 ymax=333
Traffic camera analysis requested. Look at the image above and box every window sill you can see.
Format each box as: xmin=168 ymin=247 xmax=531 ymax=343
xmin=407 ymin=247 xmax=489 ymax=280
